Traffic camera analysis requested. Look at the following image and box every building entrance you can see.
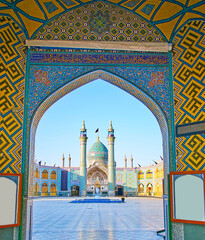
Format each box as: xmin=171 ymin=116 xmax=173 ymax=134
xmin=116 ymin=186 xmax=124 ymax=196
xmin=71 ymin=185 xmax=79 ymax=196
xmin=94 ymin=185 xmax=101 ymax=196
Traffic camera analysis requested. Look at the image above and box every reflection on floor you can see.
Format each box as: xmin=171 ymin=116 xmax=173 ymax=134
xmin=32 ymin=197 xmax=164 ymax=240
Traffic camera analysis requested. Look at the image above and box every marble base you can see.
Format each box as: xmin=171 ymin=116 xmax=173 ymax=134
xmin=80 ymin=190 xmax=86 ymax=196
xmin=108 ymin=191 xmax=115 ymax=196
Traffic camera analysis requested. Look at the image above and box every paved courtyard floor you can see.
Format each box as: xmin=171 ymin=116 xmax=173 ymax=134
xmin=32 ymin=197 xmax=164 ymax=240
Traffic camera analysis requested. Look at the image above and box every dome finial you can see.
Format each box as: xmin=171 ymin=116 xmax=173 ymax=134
xmin=97 ymin=136 xmax=100 ymax=141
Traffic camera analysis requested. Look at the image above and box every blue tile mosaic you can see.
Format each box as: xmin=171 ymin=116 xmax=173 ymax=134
xmin=29 ymin=66 xmax=170 ymax=119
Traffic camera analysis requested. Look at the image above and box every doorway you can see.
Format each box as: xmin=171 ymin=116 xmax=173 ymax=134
xmin=116 ymin=186 xmax=124 ymax=196
xmin=94 ymin=185 xmax=101 ymax=196
xmin=71 ymin=185 xmax=79 ymax=196
xmin=25 ymin=50 xmax=170 ymax=240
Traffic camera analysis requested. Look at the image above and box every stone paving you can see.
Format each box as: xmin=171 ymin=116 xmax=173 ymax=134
xmin=32 ymin=197 xmax=164 ymax=240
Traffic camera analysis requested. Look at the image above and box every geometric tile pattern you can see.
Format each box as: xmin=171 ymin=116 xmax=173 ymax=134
xmin=0 ymin=16 xmax=26 ymax=173
xmin=34 ymin=2 xmax=165 ymax=42
xmin=141 ymin=4 xmax=155 ymax=16
xmin=44 ymin=2 xmax=58 ymax=14
xmin=173 ymin=20 xmax=205 ymax=171
xmin=0 ymin=0 xmax=204 ymax=41
xmin=176 ymin=134 xmax=205 ymax=171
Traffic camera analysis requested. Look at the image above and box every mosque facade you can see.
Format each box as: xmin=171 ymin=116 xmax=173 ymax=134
xmin=33 ymin=121 xmax=164 ymax=197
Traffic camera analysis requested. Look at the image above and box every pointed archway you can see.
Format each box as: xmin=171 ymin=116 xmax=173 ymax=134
xmin=23 ymin=65 xmax=171 ymax=240
xmin=27 ymin=69 xmax=169 ymax=196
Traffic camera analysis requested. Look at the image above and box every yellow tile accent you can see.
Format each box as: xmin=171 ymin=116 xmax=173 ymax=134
xmin=193 ymin=5 xmax=205 ymax=15
xmin=184 ymin=135 xmax=205 ymax=170
xmin=3 ymin=167 xmax=15 ymax=173
xmin=0 ymin=9 xmax=24 ymax=30
xmin=18 ymin=13 xmax=43 ymax=38
xmin=156 ymin=16 xmax=181 ymax=41
xmin=16 ymin=0 xmax=46 ymax=20
xmin=135 ymin=0 xmax=161 ymax=21
xmin=108 ymin=0 xmax=122 ymax=3
xmin=153 ymin=2 xmax=183 ymax=22
xmin=80 ymin=0 xmax=93 ymax=2
xmin=0 ymin=2 xmax=8 ymax=7
xmin=175 ymin=12 xmax=203 ymax=32
xmin=188 ymin=0 xmax=204 ymax=7
xmin=175 ymin=0 xmax=187 ymax=5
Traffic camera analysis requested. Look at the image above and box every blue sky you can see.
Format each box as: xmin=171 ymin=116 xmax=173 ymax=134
xmin=35 ymin=79 xmax=162 ymax=168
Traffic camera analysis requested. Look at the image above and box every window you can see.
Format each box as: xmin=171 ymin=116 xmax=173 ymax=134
xmin=42 ymin=169 xmax=48 ymax=179
xmin=146 ymin=169 xmax=153 ymax=179
xmin=138 ymin=170 xmax=144 ymax=180
xmin=138 ymin=183 xmax=144 ymax=193
xmin=51 ymin=170 xmax=57 ymax=180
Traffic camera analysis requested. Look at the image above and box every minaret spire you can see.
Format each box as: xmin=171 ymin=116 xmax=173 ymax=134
xmin=124 ymin=154 xmax=127 ymax=168
xmin=107 ymin=121 xmax=115 ymax=196
xmin=79 ymin=120 xmax=88 ymax=196
xmin=81 ymin=120 xmax=86 ymax=131
xmin=109 ymin=121 xmax=113 ymax=131
xmin=130 ymin=154 xmax=133 ymax=168
xmin=62 ymin=154 xmax=65 ymax=168
xmin=68 ymin=153 xmax=71 ymax=168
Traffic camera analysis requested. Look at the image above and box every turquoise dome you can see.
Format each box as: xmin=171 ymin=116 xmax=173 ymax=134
xmin=87 ymin=138 xmax=108 ymax=165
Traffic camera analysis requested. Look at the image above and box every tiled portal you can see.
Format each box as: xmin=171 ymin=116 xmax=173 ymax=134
xmin=32 ymin=197 xmax=164 ymax=240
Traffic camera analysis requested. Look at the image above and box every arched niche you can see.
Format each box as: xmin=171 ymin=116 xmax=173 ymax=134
xmin=27 ymin=69 xmax=169 ymax=198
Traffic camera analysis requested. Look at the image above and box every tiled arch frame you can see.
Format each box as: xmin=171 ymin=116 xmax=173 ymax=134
xmin=28 ymin=69 xmax=170 ymax=197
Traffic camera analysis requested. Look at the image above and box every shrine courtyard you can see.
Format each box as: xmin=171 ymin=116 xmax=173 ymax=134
xmin=32 ymin=197 xmax=164 ymax=240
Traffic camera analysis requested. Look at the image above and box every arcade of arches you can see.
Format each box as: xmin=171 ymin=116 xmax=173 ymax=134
xmin=0 ymin=1 xmax=205 ymax=240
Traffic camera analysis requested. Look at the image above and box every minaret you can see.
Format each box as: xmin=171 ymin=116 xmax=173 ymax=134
xmin=130 ymin=154 xmax=133 ymax=168
xmin=107 ymin=121 xmax=115 ymax=196
xmin=124 ymin=155 xmax=127 ymax=168
xmin=62 ymin=154 xmax=65 ymax=168
xmin=68 ymin=154 xmax=71 ymax=168
xmin=79 ymin=120 xmax=87 ymax=196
